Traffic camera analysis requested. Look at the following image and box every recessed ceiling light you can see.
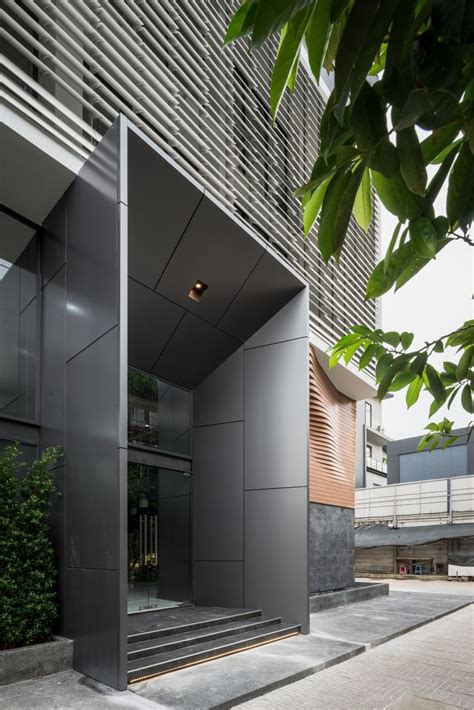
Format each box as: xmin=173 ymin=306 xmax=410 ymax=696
xmin=188 ymin=279 xmax=208 ymax=302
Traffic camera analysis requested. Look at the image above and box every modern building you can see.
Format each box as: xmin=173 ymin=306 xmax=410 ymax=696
xmin=1 ymin=0 xmax=380 ymax=690
xmin=357 ymin=397 xmax=391 ymax=488
xmin=355 ymin=428 xmax=474 ymax=576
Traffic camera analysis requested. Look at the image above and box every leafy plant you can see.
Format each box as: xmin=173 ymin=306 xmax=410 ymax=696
xmin=225 ymin=0 xmax=473 ymax=444
xmin=0 ymin=444 xmax=61 ymax=649
xmin=128 ymin=368 xmax=158 ymax=402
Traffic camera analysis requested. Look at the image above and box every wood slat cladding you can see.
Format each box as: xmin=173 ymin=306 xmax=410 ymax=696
xmin=309 ymin=346 xmax=356 ymax=508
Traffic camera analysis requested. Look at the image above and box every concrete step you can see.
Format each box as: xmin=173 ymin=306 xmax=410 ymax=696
xmin=127 ymin=608 xmax=263 ymax=645
xmin=127 ymin=622 xmax=301 ymax=683
xmin=128 ymin=616 xmax=282 ymax=661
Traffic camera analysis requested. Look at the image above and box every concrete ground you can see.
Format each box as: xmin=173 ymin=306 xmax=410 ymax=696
xmin=237 ymin=603 xmax=474 ymax=710
xmin=357 ymin=578 xmax=474 ymax=597
xmin=0 ymin=590 xmax=470 ymax=709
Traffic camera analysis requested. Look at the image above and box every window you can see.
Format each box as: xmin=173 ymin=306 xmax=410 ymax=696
xmin=128 ymin=368 xmax=192 ymax=456
xmin=365 ymin=401 xmax=373 ymax=428
xmin=366 ymin=444 xmax=373 ymax=460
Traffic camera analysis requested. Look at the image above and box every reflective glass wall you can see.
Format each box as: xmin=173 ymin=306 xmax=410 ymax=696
xmin=128 ymin=368 xmax=192 ymax=455
xmin=0 ymin=212 xmax=38 ymax=421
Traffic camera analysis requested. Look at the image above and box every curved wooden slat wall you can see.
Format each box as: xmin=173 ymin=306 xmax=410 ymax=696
xmin=309 ymin=345 xmax=356 ymax=509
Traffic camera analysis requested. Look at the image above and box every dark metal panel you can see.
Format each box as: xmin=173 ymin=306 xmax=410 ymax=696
xmin=40 ymin=265 xmax=66 ymax=452
xmin=243 ymin=288 xmax=308 ymax=350
xmin=153 ymin=312 xmax=241 ymax=389
xmin=156 ymin=194 xmax=265 ymax=325
xmin=65 ymin=568 xmax=122 ymax=689
xmin=65 ymin=328 xmax=119 ymax=570
xmin=66 ymin=121 xmax=119 ymax=361
xmin=127 ymin=129 xmax=203 ymax=289
xmin=219 ymin=255 xmax=305 ymax=343
xmin=128 ymin=278 xmax=184 ymax=372
xmin=244 ymin=487 xmax=308 ymax=631
xmin=0 ymin=418 xmax=39 ymax=446
xmin=18 ymin=236 xmax=37 ymax=312
xmin=193 ymin=561 xmax=244 ymax=608
xmin=18 ymin=297 xmax=37 ymax=421
xmin=193 ymin=422 xmax=244 ymax=562
xmin=193 ymin=347 xmax=244 ymax=427
xmin=244 ymin=338 xmax=309 ymax=490
xmin=41 ymin=193 xmax=66 ymax=287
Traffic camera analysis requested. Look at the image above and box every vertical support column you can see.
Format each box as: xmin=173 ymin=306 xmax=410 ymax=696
xmin=243 ymin=289 xmax=309 ymax=632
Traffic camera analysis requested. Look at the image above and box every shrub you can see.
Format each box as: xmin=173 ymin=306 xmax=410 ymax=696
xmin=0 ymin=443 xmax=61 ymax=649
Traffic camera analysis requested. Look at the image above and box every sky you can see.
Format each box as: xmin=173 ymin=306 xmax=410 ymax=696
xmin=380 ymin=192 xmax=473 ymax=440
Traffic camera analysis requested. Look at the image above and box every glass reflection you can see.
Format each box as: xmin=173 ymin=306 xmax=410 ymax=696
xmin=128 ymin=368 xmax=192 ymax=455
xmin=0 ymin=212 xmax=38 ymax=420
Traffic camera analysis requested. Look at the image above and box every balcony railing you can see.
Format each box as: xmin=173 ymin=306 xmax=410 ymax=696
xmin=355 ymin=475 xmax=474 ymax=525
xmin=366 ymin=457 xmax=387 ymax=474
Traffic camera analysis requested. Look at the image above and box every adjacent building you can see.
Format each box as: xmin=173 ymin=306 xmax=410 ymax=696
xmin=355 ymin=428 xmax=474 ymax=577
xmin=1 ymin=0 xmax=380 ymax=690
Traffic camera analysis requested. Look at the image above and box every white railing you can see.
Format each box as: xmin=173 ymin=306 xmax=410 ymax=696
xmin=367 ymin=457 xmax=387 ymax=474
xmin=355 ymin=475 xmax=474 ymax=525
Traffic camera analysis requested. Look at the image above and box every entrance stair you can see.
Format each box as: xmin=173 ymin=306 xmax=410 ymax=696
xmin=127 ymin=606 xmax=300 ymax=682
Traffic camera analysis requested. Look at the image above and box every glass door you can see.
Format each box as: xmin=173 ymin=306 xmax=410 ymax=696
xmin=127 ymin=460 xmax=191 ymax=613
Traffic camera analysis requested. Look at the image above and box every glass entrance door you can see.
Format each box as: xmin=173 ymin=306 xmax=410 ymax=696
xmin=127 ymin=461 xmax=191 ymax=612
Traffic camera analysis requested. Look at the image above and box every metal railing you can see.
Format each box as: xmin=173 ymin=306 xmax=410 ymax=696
xmin=366 ymin=457 xmax=387 ymax=474
xmin=355 ymin=475 xmax=474 ymax=525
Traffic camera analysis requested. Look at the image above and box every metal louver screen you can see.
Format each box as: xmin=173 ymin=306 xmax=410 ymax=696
xmin=2 ymin=0 xmax=380 ymax=353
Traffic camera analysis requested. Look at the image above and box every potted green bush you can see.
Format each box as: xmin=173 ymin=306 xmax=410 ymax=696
xmin=0 ymin=443 xmax=61 ymax=650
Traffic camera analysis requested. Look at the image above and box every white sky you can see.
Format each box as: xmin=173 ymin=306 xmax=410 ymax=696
xmin=380 ymin=193 xmax=473 ymax=439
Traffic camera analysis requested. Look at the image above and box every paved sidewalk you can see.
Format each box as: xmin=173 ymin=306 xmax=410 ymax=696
xmin=357 ymin=578 xmax=474 ymax=597
xmin=237 ymin=604 xmax=474 ymax=710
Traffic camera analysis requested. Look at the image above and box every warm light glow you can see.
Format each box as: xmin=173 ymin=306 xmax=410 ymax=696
xmin=188 ymin=279 xmax=208 ymax=302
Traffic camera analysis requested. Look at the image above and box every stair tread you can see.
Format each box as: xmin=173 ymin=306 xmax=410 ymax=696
xmin=128 ymin=616 xmax=282 ymax=656
xmin=127 ymin=622 xmax=300 ymax=674
xmin=128 ymin=608 xmax=262 ymax=642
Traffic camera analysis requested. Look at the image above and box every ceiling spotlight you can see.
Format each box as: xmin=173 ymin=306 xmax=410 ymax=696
xmin=188 ymin=279 xmax=208 ymax=302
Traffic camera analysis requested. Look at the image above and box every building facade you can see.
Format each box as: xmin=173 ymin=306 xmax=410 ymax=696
xmin=1 ymin=0 xmax=380 ymax=690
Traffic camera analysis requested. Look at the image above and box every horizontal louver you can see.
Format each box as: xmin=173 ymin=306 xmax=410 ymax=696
xmin=2 ymin=0 xmax=380 ymax=357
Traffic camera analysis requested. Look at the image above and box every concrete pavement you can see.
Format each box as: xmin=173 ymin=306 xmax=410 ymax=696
xmin=237 ymin=603 xmax=474 ymax=710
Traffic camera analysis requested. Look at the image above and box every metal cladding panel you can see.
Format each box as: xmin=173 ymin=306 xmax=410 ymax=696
xmin=40 ymin=265 xmax=66 ymax=452
xmin=193 ymin=421 xmax=244 ymax=562
xmin=153 ymin=311 xmax=241 ymax=389
xmin=244 ymin=337 xmax=309 ymax=490
xmin=219 ymin=253 xmax=305 ymax=343
xmin=65 ymin=328 xmax=119 ymax=570
xmin=244 ymin=487 xmax=308 ymax=631
xmin=18 ymin=298 xmax=37 ymax=421
xmin=41 ymin=193 xmax=66 ymax=287
xmin=65 ymin=568 xmax=120 ymax=689
xmin=193 ymin=347 xmax=244 ymax=427
xmin=66 ymin=121 xmax=119 ymax=361
xmin=127 ymin=278 xmax=184 ymax=372
xmin=193 ymin=561 xmax=244 ymax=608
xmin=18 ymin=237 xmax=37 ymax=313
xmin=243 ymin=288 xmax=308 ymax=349
xmin=156 ymin=194 xmax=265 ymax=325
xmin=127 ymin=129 xmax=204 ymax=289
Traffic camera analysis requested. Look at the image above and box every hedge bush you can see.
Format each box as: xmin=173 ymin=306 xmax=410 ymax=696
xmin=0 ymin=443 xmax=61 ymax=649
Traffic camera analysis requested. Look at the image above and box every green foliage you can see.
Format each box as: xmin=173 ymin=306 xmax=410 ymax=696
xmin=226 ymin=0 xmax=473 ymax=444
xmin=0 ymin=444 xmax=61 ymax=649
xmin=128 ymin=368 xmax=158 ymax=402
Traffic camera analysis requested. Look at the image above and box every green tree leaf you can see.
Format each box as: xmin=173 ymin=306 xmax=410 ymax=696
xmin=305 ymin=0 xmax=332 ymax=82
xmin=318 ymin=163 xmax=364 ymax=262
xmin=224 ymin=1 xmax=258 ymax=44
xmin=395 ymin=238 xmax=449 ymax=291
xmin=359 ymin=342 xmax=379 ymax=369
xmin=303 ymin=176 xmax=331 ymax=234
xmin=400 ymin=331 xmax=414 ymax=350
xmin=270 ymin=6 xmax=313 ymax=117
xmin=371 ymin=170 xmax=422 ymax=220
xmin=352 ymin=166 xmax=372 ymax=231
xmin=251 ymin=0 xmax=314 ymax=49
xmin=409 ymin=217 xmax=437 ymax=258
xmin=447 ymin=142 xmax=474 ymax=230
xmin=393 ymin=90 xmax=431 ymax=130
xmin=461 ymin=383 xmax=473 ymax=413
xmin=456 ymin=348 xmax=473 ymax=380
xmin=397 ymin=127 xmax=427 ymax=196
xmin=425 ymin=364 xmax=445 ymax=402
xmin=406 ymin=375 xmax=423 ymax=407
